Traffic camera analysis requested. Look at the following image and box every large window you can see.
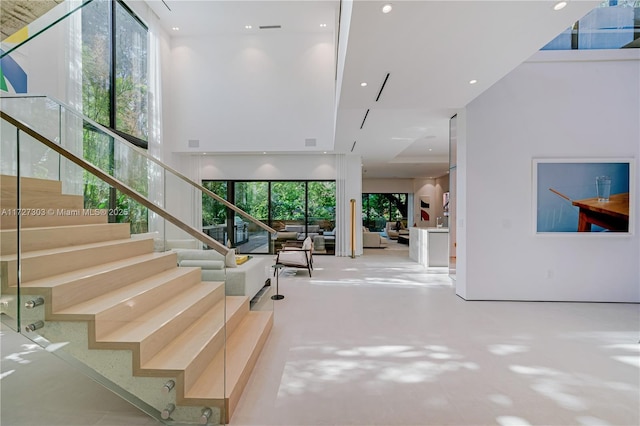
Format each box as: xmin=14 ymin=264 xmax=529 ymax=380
xmin=202 ymin=180 xmax=336 ymax=254
xmin=362 ymin=193 xmax=408 ymax=232
xmin=82 ymin=0 xmax=148 ymax=145
xmin=81 ymin=0 xmax=148 ymax=233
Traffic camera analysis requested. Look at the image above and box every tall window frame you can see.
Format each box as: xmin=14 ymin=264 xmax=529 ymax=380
xmin=202 ymin=179 xmax=337 ymax=254
xmin=81 ymin=0 xmax=149 ymax=231
xmin=362 ymin=193 xmax=408 ymax=232
xmin=82 ymin=0 xmax=148 ymax=148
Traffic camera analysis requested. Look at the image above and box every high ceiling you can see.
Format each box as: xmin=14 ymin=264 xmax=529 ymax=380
xmin=0 ymin=0 xmax=603 ymax=178
xmin=335 ymin=0 xmax=599 ymax=178
xmin=0 ymin=0 xmax=64 ymax=40
xmin=148 ymin=0 xmax=600 ymax=178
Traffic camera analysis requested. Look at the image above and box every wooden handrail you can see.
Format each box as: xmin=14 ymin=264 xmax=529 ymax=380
xmin=0 ymin=94 xmax=276 ymax=236
xmin=0 ymin=109 xmax=230 ymax=256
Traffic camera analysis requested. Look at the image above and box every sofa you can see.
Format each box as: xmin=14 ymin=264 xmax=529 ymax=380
xmin=363 ymin=228 xmax=389 ymax=248
xmin=173 ymin=249 xmax=272 ymax=299
xmin=385 ymin=221 xmax=408 ymax=240
xmin=277 ymin=224 xmax=322 ymax=240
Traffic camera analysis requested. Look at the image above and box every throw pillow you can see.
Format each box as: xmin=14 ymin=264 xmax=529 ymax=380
xmin=225 ymin=248 xmax=237 ymax=268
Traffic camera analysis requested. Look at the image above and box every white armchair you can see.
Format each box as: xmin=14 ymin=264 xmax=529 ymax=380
xmin=275 ymin=236 xmax=313 ymax=277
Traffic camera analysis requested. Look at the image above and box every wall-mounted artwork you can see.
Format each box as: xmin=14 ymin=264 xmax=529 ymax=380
xmin=420 ymin=195 xmax=430 ymax=221
xmin=533 ymin=159 xmax=633 ymax=234
xmin=443 ymin=192 xmax=450 ymax=217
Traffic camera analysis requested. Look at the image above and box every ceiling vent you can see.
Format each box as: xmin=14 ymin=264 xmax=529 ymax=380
xmin=360 ymin=109 xmax=370 ymax=129
xmin=188 ymin=139 xmax=200 ymax=148
xmin=305 ymin=138 xmax=317 ymax=147
xmin=375 ymin=73 xmax=390 ymax=102
xmin=259 ymin=25 xmax=282 ymax=30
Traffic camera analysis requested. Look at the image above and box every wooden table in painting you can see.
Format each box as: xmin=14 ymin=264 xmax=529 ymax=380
xmin=571 ymin=193 xmax=629 ymax=232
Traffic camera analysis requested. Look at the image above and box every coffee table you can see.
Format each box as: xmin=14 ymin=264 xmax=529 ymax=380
xmin=397 ymin=234 xmax=409 ymax=245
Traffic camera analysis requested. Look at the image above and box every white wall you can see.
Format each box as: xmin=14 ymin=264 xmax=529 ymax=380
xmin=362 ymin=178 xmax=413 ymax=193
xmin=460 ymin=50 xmax=640 ymax=302
xmin=198 ymin=154 xmax=335 ymax=181
xmin=413 ymin=176 xmax=449 ymax=228
xmin=165 ymin=31 xmax=335 ymax=154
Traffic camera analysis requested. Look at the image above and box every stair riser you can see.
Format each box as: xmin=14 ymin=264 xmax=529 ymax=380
xmin=0 ymin=175 xmax=62 ymax=194
xmin=1 ymin=175 xmax=273 ymax=424
xmin=138 ymin=284 xmax=225 ymax=366
xmin=181 ymin=298 xmax=249 ymax=391
xmin=48 ymin=253 xmax=178 ymax=314
xmin=0 ymin=212 xmax=108 ymax=230
xmin=227 ymin=314 xmax=273 ymax=421
xmin=1 ymin=193 xmax=84 ymax=210
xmin=94 ymin=268 xmax=204 ymax=340
xmin=3 ymin=238 xmax=154 ymax=286
xmin=0 ymin=223 xmax=131 ymax=255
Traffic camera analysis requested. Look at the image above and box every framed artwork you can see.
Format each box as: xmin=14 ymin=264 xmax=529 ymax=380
xmin=443 ymin=192 xmax=450 ymax=217
xmin=533 ymin=158 xmax=634 ymax=234
xmin=420 ymin=195 xmax=430 ymax=221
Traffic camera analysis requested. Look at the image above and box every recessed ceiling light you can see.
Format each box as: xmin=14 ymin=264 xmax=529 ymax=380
xmin=263 ymin=152 xmax=267 ymax=154
xmin=245 ymin=25 xmax=252 ymax=29
xmin=323 ymin=151 xmax=327 ymax=154
xmin=320 ymin=23 xmax=327 ymax=28
xmin=172 ymin=27 xmax=179 ymax=31
xmin=554 ymin=2 xmax=567 ymax=11
xmin=382 ymin=4 xmax=393 ymax=14
xmin=360 ymin=82 xmax=367 ymax=87
xmin=469 ymin=79 xmax=478 ymax=84
xmin=428 ymin=148 xmax=433 ymax=152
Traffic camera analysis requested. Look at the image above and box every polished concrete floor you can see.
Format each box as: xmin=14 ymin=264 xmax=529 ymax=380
xmin=2 ymin=245 xmax=639 ymax=426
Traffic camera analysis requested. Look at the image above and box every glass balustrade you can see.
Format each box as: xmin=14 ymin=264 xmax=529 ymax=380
xmin=543 ymin=1 xmax=640 ymax=50
xmin=1 ymin=95 xmax=275 ymax=425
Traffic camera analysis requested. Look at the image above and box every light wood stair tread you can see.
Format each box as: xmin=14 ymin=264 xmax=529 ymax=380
xmin=141 ymin=296 xmax=246 ymax=372
xmin=0 ymin=212 xmax=109 ymax=229
xmin=0 ymin=175 xmax=62 ymax=193
xmin=186 ymin=310 xmax=273 ymax=399
xmin=19 ymin=252 xmax=175 ymax=288
xmin=0 ymin=223 xmax=131 ymax=254
xmin=0 ymin=237 xmax=145 ymax=261
xmin=97 ymin=282 xmax=224 ymax=344
xmin=55 ymin=267 xmax=203 ymax=316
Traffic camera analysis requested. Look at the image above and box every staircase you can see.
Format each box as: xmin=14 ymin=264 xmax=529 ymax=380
xmin=0 ymin=174 xmax=273 ymax=424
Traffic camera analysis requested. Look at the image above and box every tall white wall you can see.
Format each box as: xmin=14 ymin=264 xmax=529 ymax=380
xmin=362 ymin=178 xmax=413 ymax=193
xmin=459 ymin=50 xmax=640 ymax=302
xmin=198 ymin=154 xmax=335 ymax=181
xmin=413 ymin=176 xmax=449 ymax=228
xmin=165 ymin=31 xmax=335 ymax=154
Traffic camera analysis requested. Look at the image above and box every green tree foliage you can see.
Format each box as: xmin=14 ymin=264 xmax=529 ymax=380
xmin=363 ymin=193 xmax=407 ymax=231
xmin=271 ymin=182 xmax=305 ymax=221
xmin=81 ymin=0 xmax=149 ymax=234
xmin=202 ymin=181 xmax=227 ymax=226
xmin=308 ymin=181 xmax=336 ymax=222
xmin=235 ymin=182 xmax=268 ymax=220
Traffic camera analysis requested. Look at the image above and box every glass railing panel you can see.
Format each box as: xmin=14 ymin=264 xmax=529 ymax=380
xmin=579 ymin=4 xmax=638 ymax=49
xmin=1 ymin=113 xmax=231 ymax=425
xmin=0 ymin=122 xmax=20 ymax=332
xmin=3 ymin=94 xmax=276 ymax=424
xmin=1 ymin=0 xmax=92 ymax=60
xmin=542 ymin=1 xmax=639 ymax=50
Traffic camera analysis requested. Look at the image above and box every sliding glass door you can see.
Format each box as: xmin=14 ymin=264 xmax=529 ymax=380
xmin=202 ymin=180 xmax=336 ymax=254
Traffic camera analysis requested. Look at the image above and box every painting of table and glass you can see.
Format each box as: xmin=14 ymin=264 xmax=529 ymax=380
xmin=534 ymin=159 xmax=633 ymax=234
